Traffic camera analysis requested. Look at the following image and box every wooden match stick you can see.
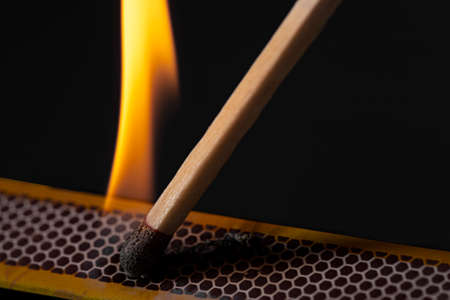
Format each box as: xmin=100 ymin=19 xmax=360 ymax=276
xmin=121 ymin=0 xmax=342 ymax=277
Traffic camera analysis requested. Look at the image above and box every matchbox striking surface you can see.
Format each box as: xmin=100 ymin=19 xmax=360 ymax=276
xmin=0 ymin=181 xmax=449 ymax=299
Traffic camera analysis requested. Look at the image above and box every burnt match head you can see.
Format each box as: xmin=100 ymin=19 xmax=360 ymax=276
xmin=120 ymin=222 xmax=172 ymax=278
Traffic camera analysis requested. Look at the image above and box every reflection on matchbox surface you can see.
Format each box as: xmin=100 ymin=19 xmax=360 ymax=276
xmin=0 ymin=185 xmax=449 ymax=299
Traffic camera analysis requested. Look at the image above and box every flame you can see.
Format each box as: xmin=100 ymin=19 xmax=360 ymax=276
xmin=107 ymin=0 xmax=177 ymax=204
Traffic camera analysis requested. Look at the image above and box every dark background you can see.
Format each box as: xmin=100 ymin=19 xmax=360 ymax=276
xmin=1 ymin=0 xmax=449 ymax=259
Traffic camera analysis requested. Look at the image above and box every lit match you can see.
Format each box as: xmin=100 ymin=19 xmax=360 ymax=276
xmin=120 ymin=0 xmax=342 ymax=277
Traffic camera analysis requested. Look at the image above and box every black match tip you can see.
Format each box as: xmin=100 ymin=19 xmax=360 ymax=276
xmin=120 ymin=222 xmax=172 ymax=277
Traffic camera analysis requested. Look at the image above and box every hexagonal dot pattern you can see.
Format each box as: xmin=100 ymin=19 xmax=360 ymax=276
xmin=0 ymin=193 xmax=449 ymax=300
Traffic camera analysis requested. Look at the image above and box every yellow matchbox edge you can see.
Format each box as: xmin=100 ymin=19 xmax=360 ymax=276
xmin=0 ymin=177 xmax=449 ymax=300
xmin=0 ymin=264 xmax=195 ymax=300
xmin=0 ymin=178 xmax=449 ymax=264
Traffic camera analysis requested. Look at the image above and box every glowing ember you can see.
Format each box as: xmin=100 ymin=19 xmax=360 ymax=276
xmin=107 ymin=0 xmax=177 ymax=203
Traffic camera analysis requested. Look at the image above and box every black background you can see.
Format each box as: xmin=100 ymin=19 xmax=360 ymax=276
xmin=1 ymin=0 xmax=449 ymax=260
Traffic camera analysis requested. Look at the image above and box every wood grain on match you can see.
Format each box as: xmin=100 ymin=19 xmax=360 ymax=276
xmin=147 ymin=0 xmax=342 ymax=234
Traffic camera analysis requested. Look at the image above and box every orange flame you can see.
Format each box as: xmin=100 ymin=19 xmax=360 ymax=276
xmin=107 ymin=0 xmax=177 ymax=204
